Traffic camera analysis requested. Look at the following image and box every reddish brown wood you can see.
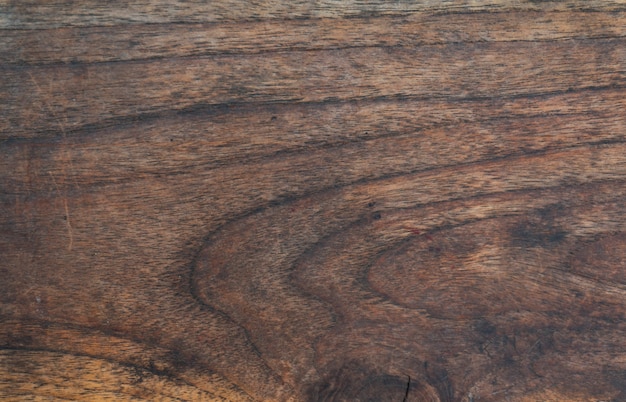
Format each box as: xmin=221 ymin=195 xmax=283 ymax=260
xmin=1 ymin=1 xmax=625 ymax=400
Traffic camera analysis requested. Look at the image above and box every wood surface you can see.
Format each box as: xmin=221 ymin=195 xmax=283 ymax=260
xmin=1 ymin=1 xmax=626 ymax=400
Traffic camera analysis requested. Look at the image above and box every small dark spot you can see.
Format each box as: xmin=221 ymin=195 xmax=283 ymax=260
xmin=511 ymin=219 xmax=567 ymax=248
xmin=131 ymin=366 xmax=145 ymax=384
xmin=170 ymin=138 xmax=174 ymax=142
xmin=271 ymin=116 xmax=277 ymax=121
xmin=502 ymin=352 xmax=516 ymax=366
xmin=547 ymin=231 xmax=566 ymax=243
xmin=537 ymin=203 xmax=565 ymax=221
xmin=372 ymin=212 xmax=382 ymax=220
xmin=473 ymin=318 xmax=497 ymax=337
xmin=6 ymin=332 xmax=33 ymax=347
xmin=605 ymin=368 xmax=626 ymax=394
xmin=367 ymin=201 xmax=376 ymax=208
xmin=63 ymin=216 xmax=67 ymax=221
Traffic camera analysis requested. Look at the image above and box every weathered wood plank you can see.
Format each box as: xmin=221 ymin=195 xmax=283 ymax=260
xmin=1 ymin=1 xmax=625 ymax=401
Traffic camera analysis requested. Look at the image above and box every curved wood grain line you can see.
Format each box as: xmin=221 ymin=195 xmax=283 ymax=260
xmin=290 ymin=180 xmax=626 ymax=317
xmin=2 ymin=82 xmax=624 ymax=144
xmin=4 ymin=38 xmax=625 ymax=138
xmin=0 ymin=314 xmax=264 ymax=399
xmin=185 ymin=138 xmax=626 ymax=270
xmin=0 ymin=345 xmax=203 ymax=393
xmin=3 ymin=2 xmax=626 ymax=400
xmin=290 ymin=184 xmax=626 ymax=398
xmin=0 ymin=347 xmax=237 ymax=401
xmin=179 ymin=137 xmax=626 ymax=241
xmin=367 ymin=204 xmax=626 ymax=310
xmin=190 ymin=143 xmax=626 ymax=394
xmin=3 ymin=101 xmax=624 ymax=213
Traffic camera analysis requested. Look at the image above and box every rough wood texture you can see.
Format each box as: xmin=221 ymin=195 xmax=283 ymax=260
xmin=1 ymin=1 xmax=626 ymax=401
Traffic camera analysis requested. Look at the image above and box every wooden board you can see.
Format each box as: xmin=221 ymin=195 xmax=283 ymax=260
xmin=1 ymin=1 xmax=625 ymax=400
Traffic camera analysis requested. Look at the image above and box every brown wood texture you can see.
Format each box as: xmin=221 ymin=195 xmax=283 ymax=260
xmin=1 ymin=1 xmax=626 ymax=401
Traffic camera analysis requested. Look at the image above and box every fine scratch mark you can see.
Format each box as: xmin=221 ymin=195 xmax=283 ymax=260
xmin=30 ymin=72 xmax=78 ymax=251
xmin=27 ymin=72 xmax=79 ymax=186
xmin=402 ymin=376 xmax=411 ymax=402
xmin=49 ymin=171 xmax=73 ymax=251
xmin=27 ymin=71 xmax=69 ymax=134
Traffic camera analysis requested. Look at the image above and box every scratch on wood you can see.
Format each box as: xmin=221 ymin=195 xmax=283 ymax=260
xmin=49 ymin=171 xmax=73 ymax=251
xmin=27 ymin=72 xmax=79 ymax=184
xmin=29 ymin=72 xmax=77 ymax=252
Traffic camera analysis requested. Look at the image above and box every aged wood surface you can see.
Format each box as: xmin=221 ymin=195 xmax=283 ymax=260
xmin=1 ymin=1 xmax=626 ymax=400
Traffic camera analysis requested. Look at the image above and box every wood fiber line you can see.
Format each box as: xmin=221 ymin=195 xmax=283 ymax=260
xmin=2 ymin=102 xmax=625 ymax=196
xmin=3 ymin=11 xmax=626 ymax=65
xmin=0 ymin=348 xmax=249 ymax=401
xmin=3 ymin=1 xmax=626 ymax=29
xmin=2 ymin=37 xmax=626 ymax=138
xmin=1 ymin=1 xmax=626 ymax=401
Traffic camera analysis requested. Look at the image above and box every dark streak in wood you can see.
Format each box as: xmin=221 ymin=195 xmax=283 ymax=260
xmin=2 ymin=1 xmax=626 ymax=401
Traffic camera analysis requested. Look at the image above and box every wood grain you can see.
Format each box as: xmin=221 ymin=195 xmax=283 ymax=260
xmin=1 ymin=1 xmax=625 ymax=401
